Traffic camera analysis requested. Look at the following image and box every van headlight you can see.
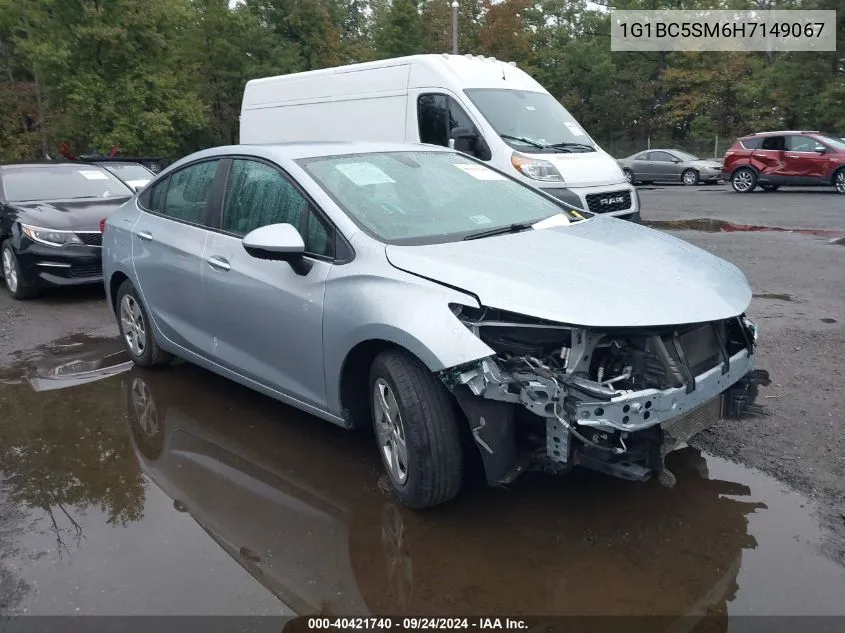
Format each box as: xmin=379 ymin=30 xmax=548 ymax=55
xmin=511 ymin=153 xmax=565 ymax=182
xmin=21 ymin=224 xmax=82 ymax=247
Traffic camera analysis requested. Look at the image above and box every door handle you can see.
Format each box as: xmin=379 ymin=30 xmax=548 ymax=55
xmin=137 ymin=230 xmax=153 ymax=241
xmin=786 ymin=154 xmax=800 ymax=158
xmin=207 ymin=255 xmax=231 ymax=272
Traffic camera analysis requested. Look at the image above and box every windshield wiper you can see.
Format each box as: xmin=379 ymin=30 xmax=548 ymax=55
xmin=548 ymin=142 xmax=595 ymax=151
xmin=463 ymin=222 xmax=533 ymax=241
xmin=499 ymin=134 xmax=548 ymax=150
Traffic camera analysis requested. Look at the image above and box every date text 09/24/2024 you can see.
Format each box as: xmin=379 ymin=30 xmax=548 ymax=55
xmin=303 ymin=618 xmax=528 ymax=631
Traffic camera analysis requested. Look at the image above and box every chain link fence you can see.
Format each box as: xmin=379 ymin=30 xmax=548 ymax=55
xmin=596 ymin=134 xmax=737 ymax=160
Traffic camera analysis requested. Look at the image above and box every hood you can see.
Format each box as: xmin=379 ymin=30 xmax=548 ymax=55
xmin=385 ymin=216 xmax=752 ymax=328
xmin=524 ymin=150 xmax=626 ymax=188
xmin=12 ymin=196 xmax=132 ymax=231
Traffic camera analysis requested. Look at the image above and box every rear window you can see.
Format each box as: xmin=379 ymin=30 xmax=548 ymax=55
xmin=2 ymin=164 xmax=133 ymax=202
xmin=740 ymin=137 xmax=763 ymax=150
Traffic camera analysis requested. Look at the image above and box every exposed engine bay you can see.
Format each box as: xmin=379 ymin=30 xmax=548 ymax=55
xmin=440 ymin=304 xmax=771 ymax=487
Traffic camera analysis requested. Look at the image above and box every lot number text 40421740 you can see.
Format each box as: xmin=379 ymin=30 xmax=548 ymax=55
xmin=305 ymin=617 xmax=529 ymax=631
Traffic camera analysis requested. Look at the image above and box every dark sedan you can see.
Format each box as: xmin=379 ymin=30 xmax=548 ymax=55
xmin=0 ymin=162 xmax=134 ymax=299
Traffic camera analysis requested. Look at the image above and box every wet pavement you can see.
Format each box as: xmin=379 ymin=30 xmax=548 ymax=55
xmin=2 ymin=337 xmax=845 ymax=621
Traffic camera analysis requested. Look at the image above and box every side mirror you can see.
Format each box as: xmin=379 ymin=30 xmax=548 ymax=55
xmin=242 ymin=223 xmax=311 ymax=274
xmin=814 ymin=144 xmax=827 ymax=154
xmin=449 ymin=126 xmax=491 ymax=161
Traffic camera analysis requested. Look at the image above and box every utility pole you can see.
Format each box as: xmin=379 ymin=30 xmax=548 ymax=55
xmin=451 ymin=1 xmax=459 ymax=54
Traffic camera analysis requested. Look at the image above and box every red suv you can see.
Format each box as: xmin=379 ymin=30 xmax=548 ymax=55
xmin=722 ymin=131 xmax=845 ymax=194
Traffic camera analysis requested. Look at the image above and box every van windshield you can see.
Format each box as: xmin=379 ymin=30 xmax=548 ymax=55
xmin=465 ymin=89 xmax=596 ymax=153
xmin=298 ymin=151 xmax=584 ymax=245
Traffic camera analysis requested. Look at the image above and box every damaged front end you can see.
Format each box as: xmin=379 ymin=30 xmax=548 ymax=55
xmin=441 ymin=305 xmax=771 ymax=487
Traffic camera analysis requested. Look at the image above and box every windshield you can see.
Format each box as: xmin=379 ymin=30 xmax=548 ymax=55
xmin=299 ymin=151 xmax=583 ymax=245
xmin=464 ymin=89 xmax=595 ymax=153
xmin=2 ymin=164 xmax=134 ymax=202
xmin=99 ymin=163 xmax=153 ymax=182
xmin=816 ymin=134 xmax=845 ymax=151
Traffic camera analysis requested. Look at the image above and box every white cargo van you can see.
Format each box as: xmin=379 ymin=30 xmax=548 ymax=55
xmin=240 ymin=54 xmax=639 ymax=220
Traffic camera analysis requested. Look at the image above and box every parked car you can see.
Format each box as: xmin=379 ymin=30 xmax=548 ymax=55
xmin=102 ymin=142 xmax=769 ymax=509
xmin=722 ymin=130 xmax=845 ymax=193
xmin=0 ymin=161 xmax=134 ymax=299
xmin=240 ymin=54 xmax=640 ymax=221
xmin=93 ymin=160 xmax=155 ymax=191
xmin=618 ymin=149 xmax=723 ymax=185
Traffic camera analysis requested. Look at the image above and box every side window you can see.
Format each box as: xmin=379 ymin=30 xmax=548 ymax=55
xmin=786 ymin=135 xmax=817 ymax=152
xmin=635 ymin=152 xmax=649 ymax=160
xmin=163 ymin=160 xmax=219 ymax=225
xmin=741 ymin=137 xmax=763 ymax=149
xmin=306 ymin=211 xmax=333 ymax=258
xmin=760 ymin=136 xmax=785 ymax=151
xmin=650 ymin=151 xmax=674 ymax=162
xmin=150 ymin=177 xmax=169 ymax=212
xmin=418 ymin=94 xmax=449 ymax=146
xmin=447 ymin=98 xmax=475 ymax=136
xmin=222 ymin=159 xmax=308 ymax=236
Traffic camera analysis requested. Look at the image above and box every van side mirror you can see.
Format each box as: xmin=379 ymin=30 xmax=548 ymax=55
xmin=450 ymin=127 xmax=492 ymax=161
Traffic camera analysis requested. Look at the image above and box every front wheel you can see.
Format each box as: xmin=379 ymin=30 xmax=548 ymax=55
xmin=1 ymin=240 xmax=38 ymax=299
xmin=682 ymin=169 xmax=699 ymax=185
xmin=834 ymin=168 xmax=845 ymax=194
xmin=731 ymin=167 xmax=757 ymax=193
xmin=369 ymin=349 xmax=463 ymax=509
xmin=115 ymin=279 xmax=171 ymax=368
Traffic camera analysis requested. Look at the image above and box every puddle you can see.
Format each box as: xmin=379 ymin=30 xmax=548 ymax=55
xmin=2 ymin=341 xmax=845 ymax=619
xmin=644 ymin=218 xmax=845 ymax=238
xmin=753 ymin=293 xmax=796 ymax=302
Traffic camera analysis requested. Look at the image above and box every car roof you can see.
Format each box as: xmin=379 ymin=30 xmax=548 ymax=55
xmin=741 ymin=130 xmax=821 ymax=137
xmin=0 ymin=160 xmax=108 ymax=170
xmin=161 ymin=141 xmax=456 ymax=175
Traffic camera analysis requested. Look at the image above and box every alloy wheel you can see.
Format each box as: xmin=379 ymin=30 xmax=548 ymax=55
xmin=733 ymin=170 xmax=754 ymax=192
xmin=683 ymin=170 xmax=698 ymax=185
xmin=836 ymin=171 xmax=845 ymax=194
xmin=120 ymin=294 xmax=147 ymax=356
xmin=2 ymin=249 xmax=18 ymax=293
xmin=624 ymin=170 xmax=633 ymax=184
xmin=373 ymin=378 xmax=409 ymax=486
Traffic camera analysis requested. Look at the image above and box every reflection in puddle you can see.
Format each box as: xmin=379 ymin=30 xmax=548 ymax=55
xmin=1 ymin=340 xmax=845 ymax=620
xmin=644 ymin=217 xmax=845 ymax=238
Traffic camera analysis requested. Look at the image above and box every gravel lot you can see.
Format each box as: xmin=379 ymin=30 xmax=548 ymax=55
xmin=0 ymin=182 xmax=844 ymax=616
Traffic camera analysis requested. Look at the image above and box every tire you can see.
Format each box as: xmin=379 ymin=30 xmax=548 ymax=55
xmin=369 ymin=348 xmax=463 ymax=509
xmin=834 ymin=168 xmax=845 ymax=194
xmin=623 ymin=168 xmax=634 ymax=184
xmin=115 ymin=279 xmax=171 ymax=368
xmin=682 ymin=169 xmax=699 ymax=186
xmin=731 ymin=167 xmax=757 ymax=193
xmin=760 ymin=183 xmax=780 ymax=192
xmin=1 ymin=240 xmax=38 ymax=299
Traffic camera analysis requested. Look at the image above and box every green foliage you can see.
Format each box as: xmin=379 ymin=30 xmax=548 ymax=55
xmin=0 ymin=0 xmax=842 ymax=162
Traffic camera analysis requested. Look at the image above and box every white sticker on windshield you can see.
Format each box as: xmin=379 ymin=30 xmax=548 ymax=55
xmin=454 ymin=163 xmax=506 ymax=181
xmin=470 ymin=214 xmax=492 ymax=225
xmin=525 ymin=106 xmax=536 ymax=111
xmin=79 ymin=170 xmax=109 ymax=180
xmin=564 ymin=122 xmax=585 ymax=136
xmin=335 ymin=162 xmax=395 ymax=186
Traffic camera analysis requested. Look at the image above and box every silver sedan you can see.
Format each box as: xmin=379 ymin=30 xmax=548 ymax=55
xmin=102 ymin=142 xmax=768 ymax=508
xmin=618 ymin=149 xmax=724 ymax=185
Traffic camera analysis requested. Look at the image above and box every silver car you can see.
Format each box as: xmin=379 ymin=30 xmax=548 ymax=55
xmin=618 ymin=149 xmax=724 ymax=185
xmin=102 ymin=142 xmax=769 ymax=509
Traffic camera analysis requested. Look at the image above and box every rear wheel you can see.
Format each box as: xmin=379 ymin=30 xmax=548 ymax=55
xmin=731 ymin=167 xmax=757 ymax=193
xmin=1 ymin=241 xmax=38 ymax=300
xmin=369 ymin=349 xmax=463 ymax=509
xmin=834 ymin=168 xmax=845 ymax=194
xmin=623 ymin=168 xmax=634 ymax=184
xmin=682 ymin=169 xmax=699 ymax=185
xmin=115 ymin=279 xmax=171 ymax=368
xmin=760 ymin=183 xmax=780 ymax=192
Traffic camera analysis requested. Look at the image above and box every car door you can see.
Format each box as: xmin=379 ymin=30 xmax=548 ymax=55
xmin=201 ymin=157 xmax=335 ymax=409
xmin=628 ymin=151 xmax=651 ymax=179
xmin=649 ymin=151 xmax=681 ymax=181
xmin=416 ymin=93 xmax=490 ymax=160
xmin=784 ymin=135 xmax=828 ymax=182
xmin=132 ymin=158 xmax=223 ymax=355
xmin=750 ymin=135 xmax=786 ymax=180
